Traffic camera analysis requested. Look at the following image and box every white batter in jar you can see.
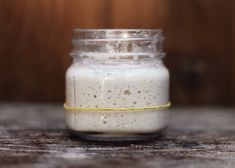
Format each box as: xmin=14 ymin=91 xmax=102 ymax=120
xmin=65 ymin=29 xmax=170 ymax=141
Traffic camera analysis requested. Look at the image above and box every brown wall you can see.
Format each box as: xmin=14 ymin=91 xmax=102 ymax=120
xmin=0 ymin=0 xmax=234 ymax=105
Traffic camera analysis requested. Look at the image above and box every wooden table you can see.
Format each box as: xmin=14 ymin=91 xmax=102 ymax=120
xmin=0 ymin=104 xmax=235 ymax=168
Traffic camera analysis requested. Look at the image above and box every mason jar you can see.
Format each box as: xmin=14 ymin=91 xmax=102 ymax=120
xmin=65 ymin=29 xmax=170 ymax=141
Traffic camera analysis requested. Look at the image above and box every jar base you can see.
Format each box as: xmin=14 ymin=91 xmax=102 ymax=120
xmin=68 ymin=130 xmax=164 ymax=142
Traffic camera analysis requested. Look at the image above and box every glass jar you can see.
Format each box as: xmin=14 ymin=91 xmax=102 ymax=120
xmin=65 ymin=29 xmax=170 ymax=141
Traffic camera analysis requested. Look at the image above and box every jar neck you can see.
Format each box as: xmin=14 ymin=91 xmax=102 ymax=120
xmin=70 ymin=29 xmax=165 ymax=63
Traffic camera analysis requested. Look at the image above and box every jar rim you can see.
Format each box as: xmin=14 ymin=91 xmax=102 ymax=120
xmin=73 ymin=29 xmax=163 ymax=42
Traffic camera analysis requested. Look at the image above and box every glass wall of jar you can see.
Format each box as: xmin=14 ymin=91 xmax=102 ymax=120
xmin=65 ymin=29 xmax=170 ymax=141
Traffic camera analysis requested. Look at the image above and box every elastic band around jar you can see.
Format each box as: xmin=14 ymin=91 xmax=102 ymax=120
xmin=64 ymin=102 xmax=171 ymax=111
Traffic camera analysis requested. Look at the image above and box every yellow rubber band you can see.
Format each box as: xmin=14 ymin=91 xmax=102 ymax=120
xmin=64 ymin=102 xmax=171 ymax=111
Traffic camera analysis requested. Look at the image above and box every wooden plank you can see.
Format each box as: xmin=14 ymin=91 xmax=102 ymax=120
xmin=0 ymin=0 xmax=234 ymax=105
xmin=0 ymin=0 xmax=111 ymax=102
xmin=111 ymin=0 xmax=168 ymax=28
xmin=226 ymin=0 xmax=235 ymax=104
xmin=0 ymin=104 xmax=235 ymax=167
xmin=163 ymin=0 xmax=232 ymax=105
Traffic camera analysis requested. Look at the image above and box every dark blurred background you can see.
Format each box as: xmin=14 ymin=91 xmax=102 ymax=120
xmin=0 ymin=0 xmax=234 ymax=106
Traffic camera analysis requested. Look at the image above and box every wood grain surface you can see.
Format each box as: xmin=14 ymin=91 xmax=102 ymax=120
xmin=0 ymin=0 xmax=235 ymax=105
xmin=0 ymin=104 xmax=235 ymax=167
